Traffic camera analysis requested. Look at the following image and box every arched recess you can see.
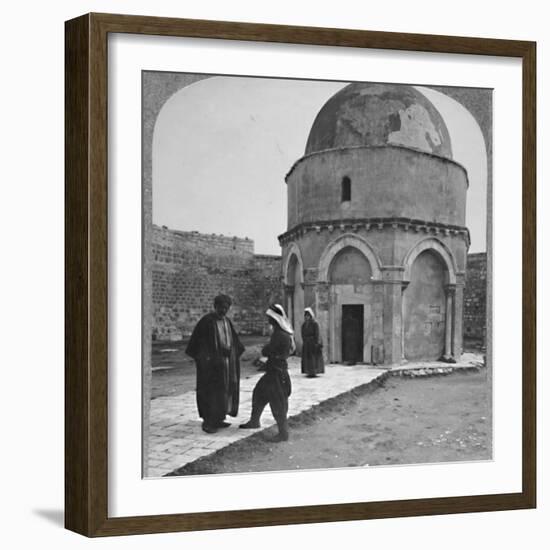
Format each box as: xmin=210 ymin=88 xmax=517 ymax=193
xmin=283 ymin=243 xmax=305 ymax=341
xmin=403 ymin=237 xmax=457 ymax=285
xmin=318 ymin=234 xmax=382 ymax=283
xmin=283 ymin=242 xmax=304 ymax=286
xmin=329 ymin=247 xmax=373 ymax=284
xmin=319 ymin=236 xmax=380 ymax=364
xmin=403 ymin=250 xmax=448 ymax=361
xmin=402 ymin=238 xmax=459 ymax=361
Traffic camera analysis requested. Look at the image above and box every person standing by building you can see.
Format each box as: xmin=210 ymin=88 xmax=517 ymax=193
xmin=185 ymin=294 xmax=245 ymax=434
xmin=239 ymin=304 xmax=294 ymax=442
xmin=301 ymin=307 xmax=325 ymax=378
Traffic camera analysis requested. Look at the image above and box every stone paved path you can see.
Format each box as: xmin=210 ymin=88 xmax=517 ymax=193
xmin=147 ymin=354 xmax=483 ymax=477
xmin=147 ymin=358 xmax=386 ymax=477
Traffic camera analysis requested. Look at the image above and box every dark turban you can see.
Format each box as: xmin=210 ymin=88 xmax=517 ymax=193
xmin=214 ymin=294 xmax=232 ymax=308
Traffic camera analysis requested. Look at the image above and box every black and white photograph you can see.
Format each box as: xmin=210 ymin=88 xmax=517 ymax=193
xmin=4 ymin=0 xmax=544 ymax=546
xmin=143 ymin=73 xmax=492 ymax=478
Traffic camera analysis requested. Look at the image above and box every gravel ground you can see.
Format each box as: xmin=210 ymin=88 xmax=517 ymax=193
xmin=168 ymin=369 xmax=492 ymax=476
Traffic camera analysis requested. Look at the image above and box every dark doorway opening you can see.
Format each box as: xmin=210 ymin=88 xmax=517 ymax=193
xmin=342 ymin=304 xmax=363 ymax=364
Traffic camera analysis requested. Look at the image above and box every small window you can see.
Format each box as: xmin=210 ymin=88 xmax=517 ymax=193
xmin=341 ymin=176 xmax=351 ymax=202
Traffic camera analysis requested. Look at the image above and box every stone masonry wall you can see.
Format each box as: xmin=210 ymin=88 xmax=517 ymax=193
xmin=152 ymin=225 xmax=487 ymax=346
xmin=463 ymin=252 xmax=487 ymax=347
xmin=152 ymin=225 xmax=282 ymax=340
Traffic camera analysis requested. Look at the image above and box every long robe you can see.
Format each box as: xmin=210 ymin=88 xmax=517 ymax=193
xmin=251 ymin=327 xmax=293 ymax=423
xmin=301 ymin=319 xmax=325 ymax=375
xmin=185 ymin=312 xmax=245 ymax=425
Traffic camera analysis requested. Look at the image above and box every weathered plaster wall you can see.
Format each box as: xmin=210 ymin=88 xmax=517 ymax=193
xmin=286 ymin=147 xmax=468 ymax=229
xmin=329 ymin=246 xmax=373 ymax=283
xmin=403 ymin=250 xmax=447 ymax=360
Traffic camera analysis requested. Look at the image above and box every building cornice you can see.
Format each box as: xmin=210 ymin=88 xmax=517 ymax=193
xmin=278 ymin=217 xmax=471 ymax=248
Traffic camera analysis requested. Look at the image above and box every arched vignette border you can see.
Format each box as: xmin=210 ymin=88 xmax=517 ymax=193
xmin=142 ymin=74 xmax=214 ymax=479
xmin=402 ymin=237 xmax=458 ymax=285
xmin=143 ymin=73 xmax=214 ymax=233
xmin=317 ymin=233 xmax=382 ymax=282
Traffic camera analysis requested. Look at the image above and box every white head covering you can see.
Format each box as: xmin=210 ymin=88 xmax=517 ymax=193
xmin=304 ymin=307 xmax=315 ymax=319
xmin=266 ymin=304 xmax=296 ymax=354
xmin=266 ymin=304 xmax=294 ymax=334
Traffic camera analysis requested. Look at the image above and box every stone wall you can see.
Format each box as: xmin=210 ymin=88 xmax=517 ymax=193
xmin=152 ymin=225 xmax=282 ymax=340
xmin=463 ymin=252 xmax=487 ymax=347
xmin=151 ymin=225 xmax=487 ymax=348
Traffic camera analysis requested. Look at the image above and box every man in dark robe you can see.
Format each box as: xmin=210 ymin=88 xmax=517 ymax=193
xmin=301 ymin=307 xmax=325 ymax=378
xmin=185 ymin=294 xmax=245 ymax=433
xmin=239 ymin=304 xmax=294 ymax=442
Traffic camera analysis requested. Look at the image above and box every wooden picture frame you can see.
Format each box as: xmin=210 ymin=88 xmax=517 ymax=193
xmin=65 ymin=12 xmax=536 ymax=537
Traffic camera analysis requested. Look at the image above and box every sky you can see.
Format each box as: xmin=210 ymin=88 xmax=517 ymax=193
xmin=152 ymin=75 xmax=487 ymax=254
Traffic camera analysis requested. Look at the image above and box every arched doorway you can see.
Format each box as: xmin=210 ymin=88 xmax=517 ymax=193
xmin=328 ymin=246 xmax=373 ymax=364
xmin=403 ymin=250 xmax=448 ymax=361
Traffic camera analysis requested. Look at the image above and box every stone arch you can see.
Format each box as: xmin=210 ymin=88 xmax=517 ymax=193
xmin=282 ymin=243 xmax=305 ymax=344
xmin=403 ymin=237 xmax=457 ymax=285
xmin=317 ymin=234 xmax=381 ymax=364
xmin=329 ymin=247 xmax=373 ymax=284
xmin=282 ymin=242 xmax=304 ymax=285
xmin=318 ymin=234 xmax=382 ymax=283
xmin=403 ymin=249 xmax=448 ymax=361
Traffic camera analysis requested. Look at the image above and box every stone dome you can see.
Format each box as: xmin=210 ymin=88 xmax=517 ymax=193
xmin=305 ymin=82 xmax=453 ymax=159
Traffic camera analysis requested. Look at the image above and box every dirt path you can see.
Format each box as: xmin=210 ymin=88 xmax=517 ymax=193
xmin=169 ymin=370 xmax=491 ymax=476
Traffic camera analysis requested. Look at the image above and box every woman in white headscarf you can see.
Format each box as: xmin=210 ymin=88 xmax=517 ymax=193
xmin=239 ymin=304 xmax=293 ymax=442
xmin=301 ymin=307 xmax=325 ymax=378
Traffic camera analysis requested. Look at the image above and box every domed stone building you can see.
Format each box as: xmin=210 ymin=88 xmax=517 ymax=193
xmin=279 ymin=82 xmax=469 ymax=365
